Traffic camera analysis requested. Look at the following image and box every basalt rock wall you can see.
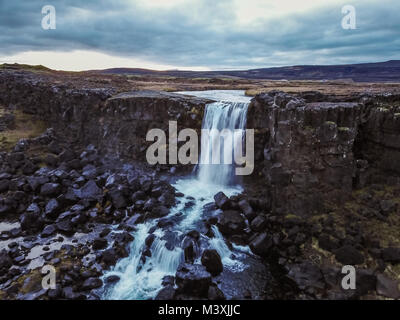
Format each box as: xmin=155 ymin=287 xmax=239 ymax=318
xmin=0 ymin=71 xmax=208 ymax=163
xmin=247 ymin=91 xmax=400 ymax=217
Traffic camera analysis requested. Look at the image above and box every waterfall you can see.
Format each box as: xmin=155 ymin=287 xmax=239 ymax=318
xmin=102 ymin=90 xmax=251 ymax=300
xmin=198 ymin=101 xmax=250 ymax=186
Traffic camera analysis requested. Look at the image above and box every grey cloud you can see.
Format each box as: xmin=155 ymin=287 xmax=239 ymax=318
xmin=0 ymin=0 xmax=399 ymax=69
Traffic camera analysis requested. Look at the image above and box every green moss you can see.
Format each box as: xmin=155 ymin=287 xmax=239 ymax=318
xmin=285 ymin=213 xmax=299 ymax=220
xmin=0 ymin=108 xmax=47 ymax=151
xmin=304 ymin=125 xmax=315 ymax=132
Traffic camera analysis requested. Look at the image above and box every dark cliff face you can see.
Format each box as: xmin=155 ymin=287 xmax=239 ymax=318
xmin=0 ymin=71 xmax=209 ymax=164
xmin=247 ymin=91 xmax=400 ymax=216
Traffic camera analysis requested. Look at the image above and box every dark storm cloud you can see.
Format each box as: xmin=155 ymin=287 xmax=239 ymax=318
xmin=0 ymin=0 xmax=399 ymax=68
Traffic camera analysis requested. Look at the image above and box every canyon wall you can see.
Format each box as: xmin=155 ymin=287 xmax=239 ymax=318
xmin=0 ymin=71 xmax=208 ymax=163
xmin=247 ymin=91 xmax=400 ymax=216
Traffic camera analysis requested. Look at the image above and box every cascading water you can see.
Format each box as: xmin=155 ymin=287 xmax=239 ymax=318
xmin=198 ymin=100 xmax=249 ymax=186
xmin=102 ymin=90 xmax=252 ymax=300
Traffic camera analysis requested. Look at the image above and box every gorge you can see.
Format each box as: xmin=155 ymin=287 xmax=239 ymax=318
xmin=0 ymin=69 xmax=400 ymax=300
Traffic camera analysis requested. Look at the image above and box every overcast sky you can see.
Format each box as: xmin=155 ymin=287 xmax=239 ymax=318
xmin=0 ymin=0 xmax=399 ymax=71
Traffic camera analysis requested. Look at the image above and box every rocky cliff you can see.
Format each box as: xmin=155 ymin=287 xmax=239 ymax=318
xmin=0 ymin=71 xmax=208 ymax=164
xmin=247 ymin=91 xmax=400 ymax=217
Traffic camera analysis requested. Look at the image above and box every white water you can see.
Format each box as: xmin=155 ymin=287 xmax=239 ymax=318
xmin=102 ymin=90 xmax=251 ymax=300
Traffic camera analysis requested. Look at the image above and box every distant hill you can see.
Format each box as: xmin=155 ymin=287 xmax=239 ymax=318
xmin=92 ymin=60 xmax=400 ymax=82
xmin=0 ymin=63 xmax=51 ymax=72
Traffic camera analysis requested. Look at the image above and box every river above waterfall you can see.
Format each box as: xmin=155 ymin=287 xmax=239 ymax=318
xmin=101 ymin=90 xmax=269 ymax=300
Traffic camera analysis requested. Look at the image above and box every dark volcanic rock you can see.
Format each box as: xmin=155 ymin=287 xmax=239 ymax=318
xmin=40 ymin=183 xmax=62 ymax=196
xmin=105 ymin=275 xmax=120 ymax=284
xmin=238 ymin=199 xmax=255 ymax=220
xmin=0 ymin=179 xmax=10 ymax=193
xmin=318 ymin=234 xmax=340 ymax=251
xmin=334 ymin=245 xmax=364 ymax=265
xmin=155 ymin=285 xmax=176 ymax=300
xmin=250 ymin=215 xmax=267 ymax=232
xmin=20 ymin=212 xmax=42 ymax=231
xmin=0 ymin=249 xmax=12 ymax=270
xmin=201 ymin=249 xmax=223 ymax=276
xmin=92 ymin=238 xmax=108 ymax=250
xmin=81 ymin=277 xmax=103 ymax=290
xmin=27 ymin=176 xmax=49 ymax=192
xmin=208 ymin=283 xmax=226 ymax=300
xmin=214 ymin=192 xmax=230 ymax=210
xmin=376 ymin=274 xmax=400 ymax=299
xmin=287 ymin=262 xmax=325 ymax=290
xmin=78 ymin=180 xmax=103 ymax=201
xmin=45 ymin=198 xmax=61 ymax=218
xmin=217 ymin=210 xmax=245 ymax=235
xmin=249 ymin=232 xmax=273 ymax=256
xmin=381 ymin=247 xmax=400 ymax=264
xmin=101 ymin=248 xmax=118 ymax=266
xmin=175 ymin=263 xmax=212 ymax=298
xmin=56 ymin=220 xmax=73 ymax=234
xmin=109 ymin=188 xmax=127 ymax=209
xmin=41 ymin=224 xmax=57 ymax=237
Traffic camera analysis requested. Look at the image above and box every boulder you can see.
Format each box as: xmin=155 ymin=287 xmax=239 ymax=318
xmin=92 ymin=238 xmax=108 ymax=250
xmin=208 ymin=283 xmax=226 ymax=300
xmin=183 ymin=237 xmax=197 ymax=264
xmin=20 ymin=212 xmax=42 ymax=231
xmin=214 ymin=192 xmax=231 ymax=210
xmin=155 ymin=285 xmax=176 ymax=300
xmin=40 ymin=183 xmax=62 ymax=197
xmin=27 ymin=176 xmax=49 ymax=191
xmin=250 ymin=215 xmax=267 ymax=232
xmin=249 ymin=232 xmax=273 ymax=256
xmin=0 ymin=179 xmax=10 ymax=193
xmin=101 ymin=248 xmax=118 ymax=266
xmin=238 ymin=199 xmax=255 ymax=220
xmin=105 ymin=275 xmax=120 ymax=284
xmin=109 ymin=188 xmax=127 ymax=209
xmin=0 ymin=249 xmax=12 ymax=270
xmin=334 ymin=245 xmax=364 ymax=265
xmin=175 ymin=263 xmax=212 ymax=297
xmin=201 ymin=249 xmax=223 ymax=276
xmin=318 ymin=234 xmax=340 ymax=251
xmin=81 ymin=277 xmax=103 ymax=290
xmin=217 ymin=210 xmax=245 ymax=235
xmin=78 ymin=180 xmax=103 ymax=201
xmin=376 ymin=274 xmax=400 ymax=299
xmin=45 ymin=199 xmax=61 ymax=218
xmin=149 ymin=205 xmax=169 ymax=218
xmin=381 ymin=247 xmax=400 ymax=264
xmin=41 ymin=224 xmax=57 ymax=237
xmin=287 ymin=262 xmax=325 ymax=290
xmin=56 ymin=220 xmax=73 ymax=234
